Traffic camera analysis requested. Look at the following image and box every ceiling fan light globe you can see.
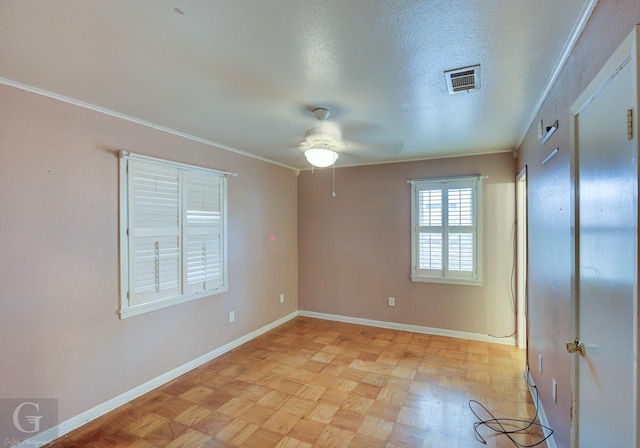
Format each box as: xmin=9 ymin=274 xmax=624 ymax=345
xmin=305 ymin=148 xmax=338 ymax=168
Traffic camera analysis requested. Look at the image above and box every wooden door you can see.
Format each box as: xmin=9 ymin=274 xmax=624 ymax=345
xmin=571 ymin=26 xmax=638 ymax=447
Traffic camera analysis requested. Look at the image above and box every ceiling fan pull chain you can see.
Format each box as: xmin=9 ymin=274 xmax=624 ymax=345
xmin=332 ymin=164 xmax=336 ymax=197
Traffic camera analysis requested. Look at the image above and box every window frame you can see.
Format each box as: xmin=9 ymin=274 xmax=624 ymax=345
xmin=410 ymin=175 xmax=483 ymax=286
xmin=119 ymin=151 xmax=230 ymax=318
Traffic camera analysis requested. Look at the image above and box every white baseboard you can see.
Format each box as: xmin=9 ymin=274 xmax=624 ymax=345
xmin=16 ymin=311 xmax=299 ymax=448
xmin=525 ymin=367 xmax=558 ymax=448
xmin=299 ymin=310 xmax=517 ymax=346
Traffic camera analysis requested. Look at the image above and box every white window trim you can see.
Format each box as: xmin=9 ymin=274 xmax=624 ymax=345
xmin=119 ymin=151 xmax=233 ymax=318
xmin=409 ymin=175 xmax=484 ymax=286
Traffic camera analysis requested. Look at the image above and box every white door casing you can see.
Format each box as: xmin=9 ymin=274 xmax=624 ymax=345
xmin=516 ymin=167 xmax=528 ymax=351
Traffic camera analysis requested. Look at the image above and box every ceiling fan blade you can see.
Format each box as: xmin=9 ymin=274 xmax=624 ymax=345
xmin=343 ymin=123 xmax=404 ymax=163
xmin=340 ymin=120 xmax=404 ymax=157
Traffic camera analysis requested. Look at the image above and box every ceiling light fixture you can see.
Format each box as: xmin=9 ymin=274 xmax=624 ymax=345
xmin=304 ymin=147 xmax=339 ymax=168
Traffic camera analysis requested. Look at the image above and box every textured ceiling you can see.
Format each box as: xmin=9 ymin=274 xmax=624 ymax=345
xmin=0 ymin=0 xmax=593 ymax=169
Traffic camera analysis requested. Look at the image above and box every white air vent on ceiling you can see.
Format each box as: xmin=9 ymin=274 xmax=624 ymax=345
xmin=444 ymin=65 xmax=481 ymax=94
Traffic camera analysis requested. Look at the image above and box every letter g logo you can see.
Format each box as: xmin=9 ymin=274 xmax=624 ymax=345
xmin=12 ymin=401 xmax=43 ymax=434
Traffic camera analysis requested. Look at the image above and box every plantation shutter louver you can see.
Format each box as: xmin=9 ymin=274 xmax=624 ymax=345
xmin=418 ymin=188 xmax=443 ymax=271
xmin=128 ymin=160 xmax=180 ymax=305
xmin=183 ymin=171 xmax=224 ymax=295
xmin=447 ymin=187 xmax=474 ymax=273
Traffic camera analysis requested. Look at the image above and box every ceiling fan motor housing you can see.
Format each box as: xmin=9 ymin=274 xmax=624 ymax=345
xmin=304 ymin=123 xmax=342 ymax=147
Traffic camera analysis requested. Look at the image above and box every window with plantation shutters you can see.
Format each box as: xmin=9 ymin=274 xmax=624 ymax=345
xmin=119 ymin=152 xmax=229 ymax=318
xmin=409 ymin=176 xmax=482 ymax=285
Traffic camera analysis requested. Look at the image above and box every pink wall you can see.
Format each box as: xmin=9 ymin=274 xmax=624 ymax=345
xmin=0 ymin=84 xmax=298 ymax=423
xmin=516 ymin=1 xmax=640 ymax=447
xmin=298 ymin=152 xmax=516 ymax=338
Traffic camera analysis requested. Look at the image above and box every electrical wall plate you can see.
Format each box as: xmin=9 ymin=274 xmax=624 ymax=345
xmin=540 ymin=120 xmax=558 ymax=145
xmin=538 ymin=353 xmax=543 ymax=373
xmin=538 ymin=120 xmax=544 ymax=139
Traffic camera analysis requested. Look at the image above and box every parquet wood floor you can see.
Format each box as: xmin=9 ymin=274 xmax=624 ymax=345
xmin=44 ymin=317 xmax=547 ymax=447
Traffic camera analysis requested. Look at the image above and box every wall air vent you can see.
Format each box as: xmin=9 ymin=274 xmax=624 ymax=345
xmin=444 ymin=64 xmax=481 ymax=94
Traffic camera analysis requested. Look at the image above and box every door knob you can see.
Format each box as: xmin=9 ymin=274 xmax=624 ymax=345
xmin=566 ymin=340 xmax=585 ymax=355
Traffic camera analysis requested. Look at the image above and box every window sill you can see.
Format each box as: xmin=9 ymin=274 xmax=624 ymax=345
xmin=119 ymin=286 xmax=229 ymax=319
xmin=411 ymin=276 xmax=482 ymax=287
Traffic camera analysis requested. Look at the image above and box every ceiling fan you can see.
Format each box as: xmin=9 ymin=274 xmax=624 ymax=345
xmin=298 ymin=107 xmax=404 ymax=168
xmin=300 ymin=107 xmax=345 ymax=168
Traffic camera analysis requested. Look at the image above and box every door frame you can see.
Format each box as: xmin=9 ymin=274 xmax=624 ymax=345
xmin=516 ymin=166 xmax=528 ymax=351
xmin=569 ymin=25 xmax=639 ymax=448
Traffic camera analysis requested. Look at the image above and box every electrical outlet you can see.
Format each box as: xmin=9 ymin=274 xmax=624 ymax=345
xmin=538 ymin=353 xmax=543 ymax=373
xmin=279 ymin=293 xmax=284 ymax=304
xmin=552 ymin=378 xmax=557 ymax=403
xmin=388 ymin=297 xmax=395 ymax=307
xmin=229 ymin=311 xmax=235 ymax=322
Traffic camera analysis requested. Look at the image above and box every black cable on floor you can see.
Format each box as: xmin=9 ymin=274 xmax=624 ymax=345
xmin=468 ymin=384 xmax=553 ymax=447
